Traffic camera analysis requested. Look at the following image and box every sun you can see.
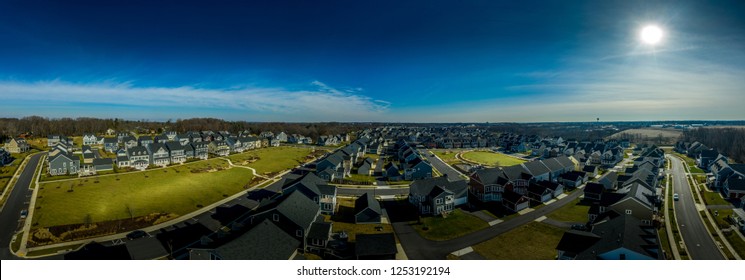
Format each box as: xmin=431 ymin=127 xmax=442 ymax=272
xmin=640 ymin=25 xmax=663 ymax=45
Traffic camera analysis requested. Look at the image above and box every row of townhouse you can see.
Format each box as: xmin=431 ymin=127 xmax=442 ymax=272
xmin=556 ymin=146 xmax=666 ymax=260
xmin=46 ymin=142 xmax=114 ymax=176
xmin=532 ymin=139 xmax=626 ymax=168
xmin=676 ymin=141 xmax=745 ymax=207
xmin=314 ymin=138 xmax=370 ymax=181
xmin=468 ymin=155 xmax=577 ymax=212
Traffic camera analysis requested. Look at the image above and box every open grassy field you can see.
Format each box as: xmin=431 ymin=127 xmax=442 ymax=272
xmin=472 ymin=222 xmax=565 ymax=260
xmin=546 ymin=197 xmax=590 ymax=223
xmin=228 ymin=146 xmax=317 ymax=175
xmin=461 ymin=151 xmax=526 ymax=167
xmin=703 ymin=191 xmax=731 ymax=206
xmin=412 ymin=209 xmax=488 ymax=241
xmin=34 ymin=158 xmax=253 ymax=228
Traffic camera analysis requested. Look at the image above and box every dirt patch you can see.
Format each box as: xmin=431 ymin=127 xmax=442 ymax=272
xmin=28 ymin=212 xmax=177 ymax=247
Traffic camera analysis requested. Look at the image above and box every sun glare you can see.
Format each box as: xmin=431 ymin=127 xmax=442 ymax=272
xmin=641 ymin=25 xmax=663 ymax=45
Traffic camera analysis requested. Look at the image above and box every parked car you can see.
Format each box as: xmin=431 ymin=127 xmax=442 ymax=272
xmin=20 ymin=209 xmax=28 ymax=219
xmin=673 ymin=193 xmax=679 ymax=201
xmin=126 ymin=230 xmax=147 ymax=240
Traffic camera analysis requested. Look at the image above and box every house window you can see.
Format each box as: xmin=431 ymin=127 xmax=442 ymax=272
xmin=435 ymin=198 xmax=443 ymax=204
xmin=273 ymin=214 xmax=279 ymax=222
xmin=311 ymin=238 xmax=324 ymax=246
xmin=625 ymin=209 xmax=632 ymax=215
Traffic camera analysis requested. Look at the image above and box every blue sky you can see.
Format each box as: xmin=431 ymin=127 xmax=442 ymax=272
xmin=1 ymin=0 xmax=744 ymax=122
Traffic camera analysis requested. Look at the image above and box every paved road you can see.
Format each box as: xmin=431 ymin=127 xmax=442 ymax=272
xmin=0 ymin=154 xmax=42 ymax=260
xmin=667 ymin=155 xmax=724 ymax=260
xmin=422 ymin=149 xmax=466 ymax=181
xmin=394 ymin=189 xmax=584 ymax=259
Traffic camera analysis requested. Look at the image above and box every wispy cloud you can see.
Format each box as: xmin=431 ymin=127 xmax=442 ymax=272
xmin=0 ymin=80 xmax=390 ymax=121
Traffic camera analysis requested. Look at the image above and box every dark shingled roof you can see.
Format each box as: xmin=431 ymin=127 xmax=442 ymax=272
xmin=217 ymin=220 xmax=300 ymax=260
xmin=522 ymin=160 xmax=551 ymax=176
xmin=355 ymin=193 xmax=381 ymax=216
xmin=555 ymin=230 xmax=601 ymax=257
xmin=574 ymin=210 xmax=661 ymax=260
xmin=409 ymin=176 xmax=468 ymax=197
xmin=306 ymin=220 xmax=332 ymax=241
xmin=355 ymin=233 xmax=397 ymax=258
xmin=584 ymin=182 xmax=605 ymax=195
xmin=275 ymin=191 xmax=321 ymax=230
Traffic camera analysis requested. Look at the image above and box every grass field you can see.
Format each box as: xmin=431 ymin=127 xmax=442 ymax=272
xmin=430 ymin=150 xmax=462 ymax=164
xmin=472 ymin=222 xmax=565 ymax=260
xmin=412 ymin=209 xmax=488 ymax=241
xmin=546 ymin=197 xmax=590 ymax=223
xmin=34 ymin=158 xmax=253 ymax=228
xmin=227 ymin=146 xmax=317 ymax=175
xmin=703 ymin=191 xmax=730 ymax=206
xmin=461 ymin=151 xmax=526 ymax=167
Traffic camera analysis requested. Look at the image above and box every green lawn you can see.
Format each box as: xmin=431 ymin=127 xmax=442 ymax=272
xmin=472 ymin=222 xmax=565 ymax=260
xmin=347 ymin=173 xmax=376 ymax=183
xmin=34 ymin=158 xmax=253 ymax=228
xmin=546 ymin=197 xmax=590 ymax=223
xmin=228 ymin=146 xmax=316 ymax=175
xmin=1 ymin=150 xmax=38 ymax=192
xmin=324 ymin=198 xmax=393 ymax=242
xmin=412 ymin=209 xmax=488 ymax=241
xmin=461 ymin=151 xmax=526 ymax=167
xmin=703 ymin=191 xmax=730 ymax=206
xmin=430 ymin=150 xmax=461 ymax=164
xmin=724 ymin=231 xmax=745 ymax=259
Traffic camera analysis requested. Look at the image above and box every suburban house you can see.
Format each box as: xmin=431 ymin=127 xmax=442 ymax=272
xmin=502 ymin=190 xmax=530 ymax=212
xmin=535 ymin=180 xmax=564 ymax=198
xmin=48 ymin=152 xmax=80 ymax=176
xmin=122 ymin=136 xmax=137 ymax=149
xmin=247 ymin=191 xmax=322 ymax=251
xmin=92 ymin=158 xmax=113 ymax=173
xmin=584 ymin=182 xmax=605 ymax=201
xmin=501 ymin=165 xmax=533 ymax=195
xmin=193 ymin=142 xmax=209 ymax=160
xmin=0 ymin=148 xmax=12 ymax=165
xmin=127 ymin=146 xmax=150 ymax=170
xmin=147 ymin=143 xmax=171 ymax=167
xmin=355 ymin=233 xmax=397 ymax=260
xmin=598 ymin=171 xmax=619 ymax=190
xmin=697 ymin=149 xmax=719 ymax=171
xmin=409 ymin=177 xmax=468 ymax=215
xmin=138 ymin=136 xmax=154 ymax=147
xmin=208 ymin=140 xmax=230 ymax=157
xmin=469 ymin=168 xmax=508 ymax=202
xmin=556 ymin=210 xmax=661 ymax=260
xmin=47 ymin=135 xmax=67 ymax=147
xmin=403 ymin=157 xmax=433 ymax=181
xmin=723 ymin=176 xmax=745 ymax=204
xmin=583 ymin=165 xmax=599 ymax=178
xmin=165 ymin=142 xmax=186 ymax=164
xmin=201 ymin=220 xmax=300 ymax=260
xmin=115 ymin=149 xmax=130 ymax=168
xmin=316 ymin=153 xmax=346 ymax=181
xmin=83 ymin=134 xmax=98 ymax=146
xmin=280 ymin=173 xmax=338 ymax=214
xmin=354 ymin=193 xmax=382 ymax=224
xmin=559 ymin=171 xmax=586 ymax=188
xmin=527 ymin=182 xmax=553 ymax=203
xmin=81 ymin=145 xmax=95 ymax=164
xmin=357 ymin=157 xmax=374 ymax=175
xmin=305 ymin=221 xmax=333 ymax=254
xmin=4 ymin=138 xmax=30 ymax=154
xmin=103 ymin=137 xmax=119 ymax=152
xmin=384 ymin=162 xmax=400 ymax=180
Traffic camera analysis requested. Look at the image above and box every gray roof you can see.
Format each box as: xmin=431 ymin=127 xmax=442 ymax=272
xmin=522 ymin=160 xmax=551 ymax=176
xmin=306 ymin=221 xmax=332 ymax=241
xmin=541 ymin=158 xmax=564 ymax=172
xmin=92 ymin=158 xmax=113 ymax=166
xmin=616 ymin=182 xmax=656 ymax=208
xmin=275 ymin=191 xmax=321 ymax=230
xmin=471 ymin=168 xmax=504 ymax=185
xmin=409 ymin=177 xmax=468 ymax=197
xmin=355 ymin=233 xmax=397 ymax=258
xmin=355 ymin=193 xmax=381 ymax=215
xmin=216 ymin=220 xmax=300 ymax=260
xmin=165 ymin=142 xmax=184 ymax=151
xmin=575 ymin=210 xmax=661 ymax=259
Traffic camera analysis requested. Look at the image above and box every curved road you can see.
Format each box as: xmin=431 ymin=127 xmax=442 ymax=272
xmin=667 ymin=155 xmax=724 ymax=260
xmin=422 ymin=149 xmax=466 ymax=181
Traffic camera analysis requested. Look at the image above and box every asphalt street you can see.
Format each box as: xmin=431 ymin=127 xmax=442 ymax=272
xmin=422 ymin=149 xmax=466 ymax=181
xmin=0 ymin=154 xmax=43 ymax=260
xmin=667 ymin=155 xmax=724 ymax=260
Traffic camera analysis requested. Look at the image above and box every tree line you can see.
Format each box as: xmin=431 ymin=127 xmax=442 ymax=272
xmin=681 ymin=128 xmax=745 ymax=164
xmin=0 ymin=116 xmax=374 ymax=142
